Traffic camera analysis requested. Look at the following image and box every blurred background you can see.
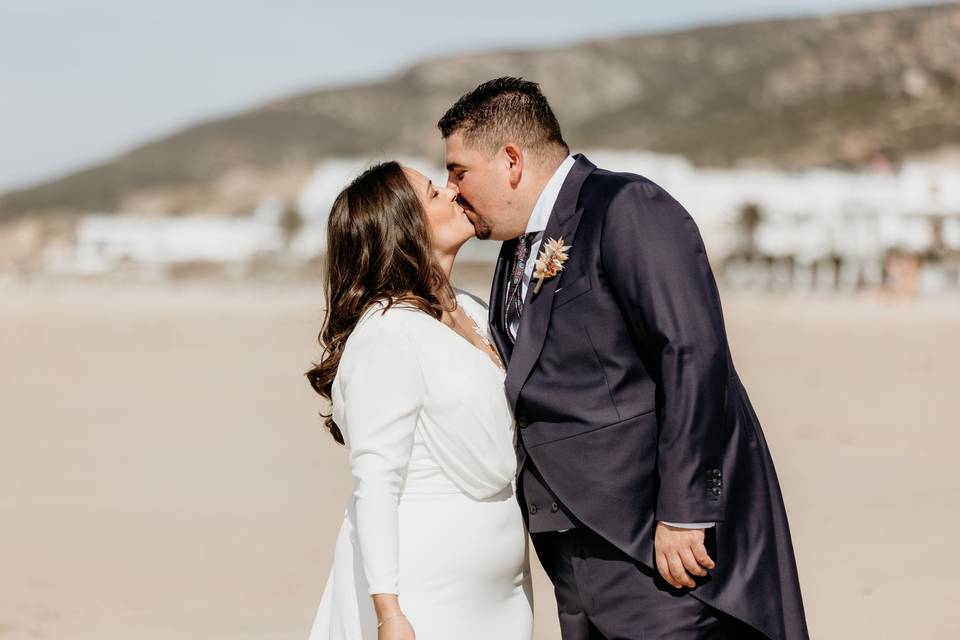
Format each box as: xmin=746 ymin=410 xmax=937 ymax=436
xmin=2 ymin=1 xmax=958 ymax=638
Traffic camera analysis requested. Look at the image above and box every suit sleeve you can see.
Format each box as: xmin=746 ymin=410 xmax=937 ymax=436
xmin=339 ymin=317 xmax=423 ymax=595
xmin=600 ymin=180 xmax=729 ymax=524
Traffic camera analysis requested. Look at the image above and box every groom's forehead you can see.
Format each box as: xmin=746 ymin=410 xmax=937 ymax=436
xmin=443 ymin=147 xmax=464 ymax=172
xmin=442 ymin=132 xmax=479 ymax=169
xmin=442 ymin=130 xmax=468 ymax=156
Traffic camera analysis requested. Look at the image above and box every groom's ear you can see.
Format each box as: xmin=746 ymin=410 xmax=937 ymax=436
xmin=504 ymin=143 xmax=523 ymax=189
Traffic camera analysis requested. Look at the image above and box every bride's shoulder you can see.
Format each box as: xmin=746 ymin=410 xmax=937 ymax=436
xmin=336 ymin=303 xmax=423 ymax=381
xmin=351 ymin=299 xmax=423 ymax=341
xmin=333 ymin=303 xmax=428 ymax=402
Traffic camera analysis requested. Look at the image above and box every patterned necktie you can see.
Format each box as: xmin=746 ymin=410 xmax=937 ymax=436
xmin=504 ymin=231 xmax=542 ymax=342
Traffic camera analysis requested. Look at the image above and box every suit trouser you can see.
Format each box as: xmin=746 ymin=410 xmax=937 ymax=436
xmin=531 ymin=527 xmax=768 ymax=640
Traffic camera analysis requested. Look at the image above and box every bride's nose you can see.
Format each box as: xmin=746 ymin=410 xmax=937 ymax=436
xmin=443 ymin=184 xmax=459 ymax=201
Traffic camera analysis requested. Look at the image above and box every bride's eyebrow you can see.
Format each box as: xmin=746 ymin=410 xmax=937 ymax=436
xmin=426 ymin=180 xmax=434 ymax=196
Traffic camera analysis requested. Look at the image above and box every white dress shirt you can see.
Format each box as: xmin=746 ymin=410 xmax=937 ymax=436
xmin=515 ymin=155 xmax=575 ymax=320
xmin=511 ymin=155 xmax=713 ymax=531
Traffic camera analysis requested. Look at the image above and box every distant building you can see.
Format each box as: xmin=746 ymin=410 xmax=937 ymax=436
xmin=40 ymin=151 xmax=960 ymax=293
xmin=44 ymin=201 xmax=286 ymax=276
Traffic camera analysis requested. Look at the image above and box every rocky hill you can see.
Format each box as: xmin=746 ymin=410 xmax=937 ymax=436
xmin=2 ymin=2 xmax=958 ymax=220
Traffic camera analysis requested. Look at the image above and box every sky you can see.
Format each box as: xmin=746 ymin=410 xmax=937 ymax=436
xmin=0 ymin=0 xmax=944 ymax=192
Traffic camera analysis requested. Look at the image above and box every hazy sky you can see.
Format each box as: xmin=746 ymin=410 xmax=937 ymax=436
xmin=0 ymin=0 xmax=942 ymax=191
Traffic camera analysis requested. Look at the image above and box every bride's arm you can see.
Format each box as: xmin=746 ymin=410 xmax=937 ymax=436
xmin=340 ymin=320 xmax=423 ymax=613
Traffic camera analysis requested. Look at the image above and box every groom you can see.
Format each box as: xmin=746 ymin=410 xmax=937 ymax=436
xmin=438 ymin=78 xmax=808 ymax=639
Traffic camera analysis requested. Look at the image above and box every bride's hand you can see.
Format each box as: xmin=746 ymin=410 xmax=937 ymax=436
xmin=378 ymin=613 xmax=415 ymax=640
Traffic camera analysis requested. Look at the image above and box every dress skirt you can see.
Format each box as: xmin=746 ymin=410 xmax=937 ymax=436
xmin=308 ymin=466 xmax=533 ymax=640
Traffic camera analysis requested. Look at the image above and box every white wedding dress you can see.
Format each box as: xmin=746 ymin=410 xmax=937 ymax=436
xmin=307 ymin=290 xmax=533 ymax=640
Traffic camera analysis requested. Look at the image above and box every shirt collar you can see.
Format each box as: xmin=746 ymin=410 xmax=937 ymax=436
xmin=524 ymin=155 xmax=575 ymax=235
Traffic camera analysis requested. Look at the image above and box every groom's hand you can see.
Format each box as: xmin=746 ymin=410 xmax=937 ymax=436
xmin=654 ymin=522 xmax=715 ymax=589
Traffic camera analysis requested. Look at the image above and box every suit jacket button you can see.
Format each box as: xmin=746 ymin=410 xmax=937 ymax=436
xmin=550 ymin=502 xmax=559 ymax=513
xmin=529 ymin=504 xmax=539 ymax=514
xmin=711 ymin=487 xmax=721 ymax=496
xmin=517 ymin=417 xmax=528 ymax=429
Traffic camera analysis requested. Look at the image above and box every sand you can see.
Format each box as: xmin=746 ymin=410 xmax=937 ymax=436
xmin=1 ymin=271 xmax=958 ymax=639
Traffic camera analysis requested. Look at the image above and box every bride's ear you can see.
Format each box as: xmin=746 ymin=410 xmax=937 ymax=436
xmin=504 ymin=143 xmax=523 ymax=189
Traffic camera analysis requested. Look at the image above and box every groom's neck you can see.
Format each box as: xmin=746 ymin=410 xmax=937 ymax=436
xmin=519 ymin=157 xmax=564 ymax=229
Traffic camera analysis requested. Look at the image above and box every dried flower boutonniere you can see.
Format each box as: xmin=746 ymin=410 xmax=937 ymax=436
xmin=532 ymin=236 xmax=572 ymax=294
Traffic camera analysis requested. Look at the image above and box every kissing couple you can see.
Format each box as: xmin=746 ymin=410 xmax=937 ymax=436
xmin=306 ymin=77 xmax=808 ymax=640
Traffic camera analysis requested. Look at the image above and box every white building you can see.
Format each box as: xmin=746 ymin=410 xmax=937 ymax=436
xmin=44 ymin=201 xmax=286 ymax=275
xmin=41 ymin=151 xmax=960 ymax=292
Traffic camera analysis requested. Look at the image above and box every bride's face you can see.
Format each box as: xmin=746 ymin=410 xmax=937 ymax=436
xmin=403 ymin=167 xmax=475 ymax=254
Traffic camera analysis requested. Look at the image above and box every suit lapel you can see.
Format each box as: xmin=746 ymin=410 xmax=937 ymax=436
xmin=504 ymin=155 xmax=596 ymax=409
xmin=488 ymin=239 xmax=516 ymax=364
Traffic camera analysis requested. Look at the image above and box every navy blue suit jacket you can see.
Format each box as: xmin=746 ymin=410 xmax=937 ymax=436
xmin=488 ymin=154 xmax=808 ymax=640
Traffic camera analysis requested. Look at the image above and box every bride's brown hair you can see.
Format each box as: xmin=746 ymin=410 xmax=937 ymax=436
xmin=305 ymin=161 xmax=455 ymax=444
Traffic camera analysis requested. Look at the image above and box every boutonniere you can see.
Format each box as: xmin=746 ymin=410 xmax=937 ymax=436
xmin=532 ymin=236 xmax=572 ymax=294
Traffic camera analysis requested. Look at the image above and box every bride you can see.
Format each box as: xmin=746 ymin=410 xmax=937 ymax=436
xmin=305 ymin=161 xmax=534 ymax=640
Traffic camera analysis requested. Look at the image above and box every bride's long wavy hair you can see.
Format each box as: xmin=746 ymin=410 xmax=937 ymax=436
xmin=305 ymin=161 xmax=455 ymax=444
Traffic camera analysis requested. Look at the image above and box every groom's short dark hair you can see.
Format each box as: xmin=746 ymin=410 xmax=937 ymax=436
xmin=438 ymin=77 xmax=569 ymax=161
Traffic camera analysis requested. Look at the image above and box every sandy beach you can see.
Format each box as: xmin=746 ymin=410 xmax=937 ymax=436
xmin=1 ymin=270 xmax=958 ymax=639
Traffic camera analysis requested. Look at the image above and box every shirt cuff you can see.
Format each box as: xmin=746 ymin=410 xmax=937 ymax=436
xmin=661 ymin=521 xmax=715 ymax=529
